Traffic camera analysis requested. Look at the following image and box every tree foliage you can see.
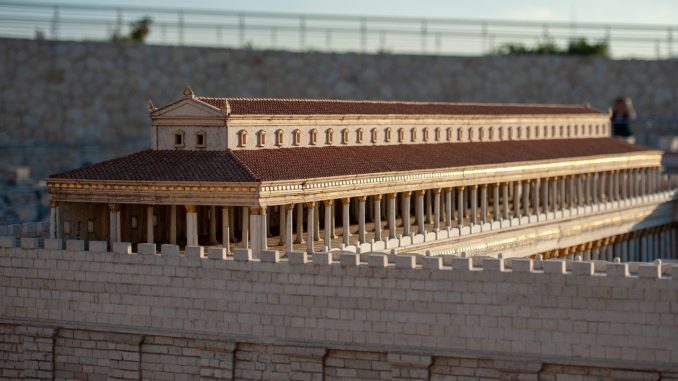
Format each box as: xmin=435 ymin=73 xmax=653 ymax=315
xmin=112 ymin=17 xmax=152 ymax=43
xmin=496 ymin=38 xmax=609 ymax=57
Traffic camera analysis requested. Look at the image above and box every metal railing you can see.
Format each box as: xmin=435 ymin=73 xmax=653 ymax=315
xmin=0 ymin=1 xmax=676 ymax=58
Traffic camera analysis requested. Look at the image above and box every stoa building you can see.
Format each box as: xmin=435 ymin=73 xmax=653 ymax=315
xmin=46 ymin=86 xmax=677 ymax=260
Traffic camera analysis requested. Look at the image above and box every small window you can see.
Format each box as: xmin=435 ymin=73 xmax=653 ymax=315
xmin=478 ymin=128 xmax=484 ymax=141
xmin=275 ymin=129 xmax=284 ymax=146
xmin=434 ymin=127 xmax=441 ymax=142
xmin=516 ymin=126 xmax=521 ymax=139
xmin=385 ymin=128 xmax=392 ymax=143
xmin=457 ymin=128 xmax=463 ymax=141
xmin=559 ymin=125 xmax=564 ymax=137
xmin=239 ymin=130 xmax=248 ymax=147
xmin=174 ymin=130 xmax=185 ymax=148
xmin=446 ymin=127 xmax=453 ymax=141
xmin=370 ymin=128 xmax=378 ymax=143
xmin=588 ymin=124 xmax=593 ymax=135
xmin=525 ymin=126 xmax=531 ymax=139
xmin=195 ymin=132 xmax=206 ymax=148
xmin=257 ymin=130 xmax=266 ymax=147
xmin=87 ymin=219 xmax=94 ymax=233
xmin=63 ymin=221 xmax=71 ymax=234
xmin=551 ymin=125 xmax=556 ymax=137
xmin=410 ymin=128 xmax=417 ymax=142
xmin=488 ymin=127 xmax=494 ymax=140
xmin=131 ymin=216 xmax=138 ymax=229
xmin=293 ymin=129 xmax=301 ymax=146
xmin=508 ymin=127 xmax=513 ymax=140
xmin=423 ymin=128 xmax=429 ymax=142
xmin=341 ymin=129 xmax=349 ymax=144
xmin=310 ymin=129 xmax=318 ymax=145
xmin=356 ymin=128 xmax=364 ymax=143
xmin=595 ymin=125 xmax=600 ymax=135
xmin=468 ymin=127 xmax=474 ymax=141
xmin=398 ymin=128 xmax=405 ymax=142
xmin=498 ymin=127 xmax=504 ymax=141
xmin=326 ymin=129 xmax=334 ymax=144
xmin=543 ymin=125 xmax=548 ymax=138
xmin=535 ymin=126 xmax=540 ymax=138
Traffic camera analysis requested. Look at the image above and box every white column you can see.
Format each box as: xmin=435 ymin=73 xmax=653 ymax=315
xmin=278 ymin=205 xmax=286 ymax=246
xmin=550 ymin=177 xmax=558 ymax=214
xmin=108 ymin=203 xmax=119 ymax=244
xmin=388 ymin=193 xmax=397 ymax=239
xmin=186 ymin=205 xmax=198 ymax=247
xmin=457 ymin=187 xmax=465 ymax=228
xmin=285 ymin=204 xmax=294 ymax=253
xmin=558 ymin=177 xmax=565 ymax=212
xmin=358 ymin=196 xmax=366 ymax=243
xmin=493 ymin=184 xmax=500 ymax=221
xmin=169 ymin=205 xmax=177 ymax=244
xmin=531 ymin=180 xmax=540 ymax=217
xmin=513 ymin=182 xmax=521 ymax=219
xmin=306 ymin=202 xmax=315 ymax=254
xmin=542 ymin=178 xmax=550 ymax=214
xmin=324 ymin=200 xmax=332 ymax=250
xmin=502 ymin=183 xmax=509 ymax=220
xmin=592 ymin=173 xmax=598 ymax=206
xmin=433 ymin=189 xmax=441 ymax=232
xmin=249 ymin=207 xmax=266 ymax=256
xmin=314 ymin=203 xmax=320 ymax=241
xmin=471 ymin=185 xmax=478 ymax=225
xmin=146 ymin=206 xmax=154 ymax=244
xmin=522 ymin=181 xmax=529 ymax=217
xmin=481 ymin=185 xmax=488 ymax=224
xmin=445 ymin=188 xmax=453 ymax=228
xmin=49 ymin=201 xmax=59 ymax=239
xmin=416 ymin=190 xmax=426 ymax=234
xmin=402 ymin=192 xmax=411 ymax=236
xmin=373 ymin=194 xmax=382 ymax=241
xmin=294 ymin=203 xmax=304 ymax=244
xmin=425 ymin=190 xmax=433 ymax=224
xmin=222 ymin=206 xmax=230 ymax=252
xmin=241 ymin=206 xmax=249 ymax=248
xmin=342 ymin=198 xmax=351 ymax=246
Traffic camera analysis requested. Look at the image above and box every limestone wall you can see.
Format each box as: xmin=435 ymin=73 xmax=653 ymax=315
xmin=2 ymin=37 xmax=678 ymax=180
xmin=0 ymin=243 xmax=677 ymax=378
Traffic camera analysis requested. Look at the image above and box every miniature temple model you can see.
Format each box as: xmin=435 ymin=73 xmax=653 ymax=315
xmin=46 ymin=87 xmax=676 ymax=259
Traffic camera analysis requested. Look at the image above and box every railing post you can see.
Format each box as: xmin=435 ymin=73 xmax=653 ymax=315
xmin=360 ymin=17 xmax=367 ymax=53
xmin=299 ymin=15 xmax=306 ymax=50
xmin=50 ymin=5 xmax=59 ymax=40
xmin=178 ymin=10 xmax=184 ymax=46
xmin=239 ymin=13 xmax=245 ymax=47
xmin=421 ymin=20 xmax=427 ymax=53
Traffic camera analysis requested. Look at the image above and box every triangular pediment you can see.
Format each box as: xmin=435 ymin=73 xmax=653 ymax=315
xmin=151 ymin=97 xmax=227 ymax=119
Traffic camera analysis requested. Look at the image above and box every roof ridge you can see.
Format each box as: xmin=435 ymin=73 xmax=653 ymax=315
xmin=196 ymin=96 xmax=590 ymax=109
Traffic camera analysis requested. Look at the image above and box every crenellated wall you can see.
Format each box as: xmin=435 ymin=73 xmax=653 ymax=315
xmin=0 ymin=242 xmax=677 ymax=379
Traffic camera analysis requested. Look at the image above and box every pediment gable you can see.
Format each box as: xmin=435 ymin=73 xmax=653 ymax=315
xmin=150 ymin=97 xmax=227 ymax=119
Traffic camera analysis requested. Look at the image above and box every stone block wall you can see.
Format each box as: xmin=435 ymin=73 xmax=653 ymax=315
xmin=0 ymin=242 xmax=677 ymax=378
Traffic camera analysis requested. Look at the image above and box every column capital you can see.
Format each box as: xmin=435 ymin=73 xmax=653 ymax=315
xmin=357 ymin=196 xmax=367 ymax=202
xmin=221 ymin=205 xmax=230 ymax=211
xmin=471 ymin=184 xmax=478 ymax=190
xmin=108 ymin=203 xmax=120 ymax=211
xmin=250 ymin=206 xmax=267 ymax=215
xmin=415 ymin=190 xmax=426 ymax=196
xmin=401 ymin=191 xmax=411 ymax=197
xmin=305 ymin=202 xmax=316 ymax=209
xmin=323 ymin=199 xmax=333 ymax=207
xmin=185 ymin=205 xmax=196 ymax=213
xmin=341 ymin=197 xmax=350 ymax=204
xmin=458 ymin=186 xmax=465 ymax=192
xmin=373 ymin=194 xmax=383 ymax=201
xmin=387 ymin=193 xmax=397 ymax=199
xmin=50 ymin=200 xmax=59 ymax=208
xmin=285 ymin=203 xmax=295 ymax=211
xmin=444 ymin=187 xmax=452 ymax=192
xmin=432 ymin=188 xmax=442 ymax=194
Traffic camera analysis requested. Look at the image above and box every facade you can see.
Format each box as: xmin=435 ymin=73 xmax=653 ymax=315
xmin=45 ymin=87 xmax=676 ymax=260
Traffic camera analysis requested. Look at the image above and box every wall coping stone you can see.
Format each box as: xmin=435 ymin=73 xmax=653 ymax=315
xmin=260 ymin=249 xmax=280 ymax=263
xmin=512 ymin=258 xmax=534 ymax=272
xmin=112 ymin=242 xmax=132 ymax=255
xmin=233 ymin=248 xmax=252 ymax=262
xmin=368 ymin=253 xmax=388 ymax=268
xmin=422 ymin=256 xmax=442 ymax=270
xmin=340 ymin=253 xmax=359 ymax=267
xmin=207 ymin=247 xmax=227 ymax=260
xmin=483 ymin=257 xmax=505 ymax=272
xmin=138 ymin=243 xmax=157 ymax=255
xmin=607 ymin=262 xmax=630 ymax=277
xmin=638 ymin=263 xmax=661 ymax=279
xmin=185 ymin=245 xmax=204 ymax=258
xmin=396 ymin=255 xmax=416 ymax=269
xmin=313 ymin=252 xmax=332 ymax=265
xmin=288 ymin=251 xmax=307 ymax=264
xmin=0 ymin=236 xmax=16 ymax=248
xmin=20 ymin=237 xmax=40 ymax=249
xmin=543 ymin=259 xmax=566 ymax=274
xmin=44 ymin=238 xmax=63 ymax=250
xmin=572 ymin=261 xmax=595 ymax=276
xmin=452 ymin=256 xmax=472 ymax=271
xmin=161 ymin=244 xmax=179 ymax=256
xmin=88 ymin=240 xmax=108 ymax=253
xmin=65 ymin=239 xmax=84 ymax=252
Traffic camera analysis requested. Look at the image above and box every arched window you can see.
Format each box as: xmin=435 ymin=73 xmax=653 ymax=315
xmin=595 ymin=124 xmax=600 ymax=135
xmin=385 ymin=127 xmax=392 ymax=143
xmin=195 ymin=131 xmax=206 ymax=148
xmin=398 ymin=128 xmax=405 ymax=143
xmin=423 ymin=128 xmax=429 ymax=142
xmin=457 ymin=128 xmax=463 ymax=141
xmin=551 ymin=125 xmax=556 ymax=137
xmin=238 ymin=130 xmax=248 ymax=147
xmin=543 ymin=125 xmax=548 ymax=138
xmin=275 ymin=129 xmax=284 ymax=146
xmin=174 ymin=130 xmax=185 ymax=148
xmin=292 ymin=129 xmax=301 ymax=146
xmin=535 ymin=126 xmax=540 ymax=138
xmin=341 ymin=129 xmax=349 ymax=144
xmin=370 ymin=128 xmax=378 ymax=143
xmin=309 ymin=129 xmax=318 ymax=145
xmin=559 ymin=125 xmax=564 ymax=137
xmin=446 ymin=127 xmax=453 ymax=141
xmin=326 ymin=129 xmax=334 ymax=144
xmin=356 ymin=128 xmax=364 ymax=143
xmin=478 ymin=127 xmax=484 ymax=141
xmin=468 ymin=127 xmax=474 ymax=142
xmin=488 ymin=127 xmax=494 ymax=141
xmin=434 ymin=127 xmax=441 ymax=141
xmin=410 ymin=128 xmax=417 ymax=142
xmin=257 ymin=130 xmax=266 ymax=147
xmin=588 ymin=124 xmax=593 ymax=135
xmin=507 ymin=127 xmax=513 ymax=140
xmin=498 ymin=127 xmax=503 ymax=141
xmin=516 ymin=126 xmax=521 ymax=139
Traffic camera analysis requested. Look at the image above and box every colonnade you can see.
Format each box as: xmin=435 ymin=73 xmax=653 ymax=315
xmin=49 ymin=166 xmax=671 ymax=256
xmin=537 ymin=223 xmax=678 ymax=262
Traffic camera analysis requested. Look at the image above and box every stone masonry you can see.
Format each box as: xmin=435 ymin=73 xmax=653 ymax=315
xmin=0 ymin=239 xmax=676 ymax=379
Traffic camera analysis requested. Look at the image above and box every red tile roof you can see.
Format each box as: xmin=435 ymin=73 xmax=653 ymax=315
xmin=49 ymin=139 xmax=652 ymax=183
xmin=195 ymin=97 xmax=602 ymax=116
